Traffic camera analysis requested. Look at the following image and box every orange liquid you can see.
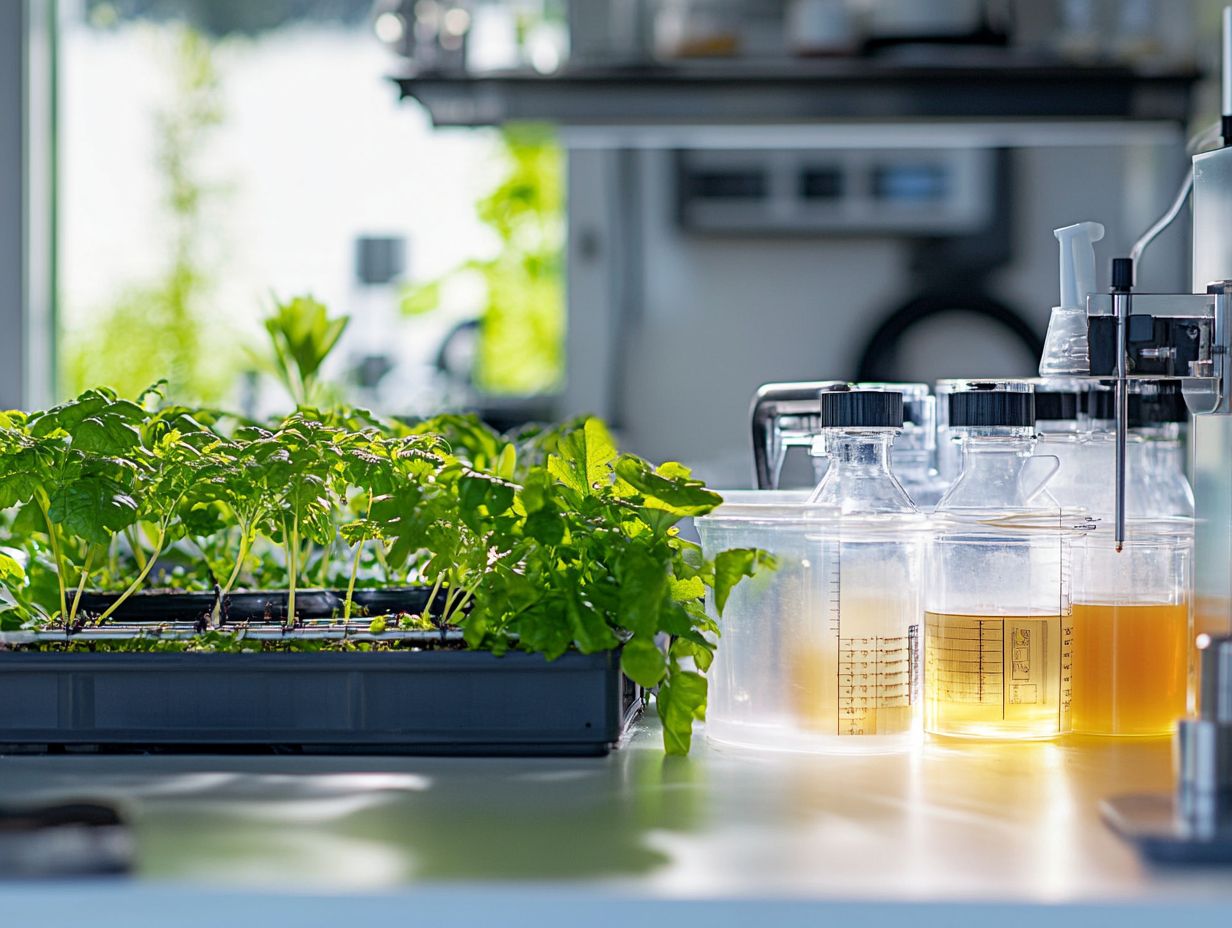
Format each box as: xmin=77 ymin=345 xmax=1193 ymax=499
xmin=1071 ymin=602 xmax=1189 ymax=736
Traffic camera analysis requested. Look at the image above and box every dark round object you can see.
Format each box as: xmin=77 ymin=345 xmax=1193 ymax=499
xmin=855 ymin=289 xmax=1044 ymax=383
xmin=1033 ymin=390 xmax=1080 ymax=422
xmin=948 ymin=388 xmax=1034 ymax=428
xmin=817 ymin=387 xmax=904 ymax=428
xmin=1111 ymin=257 xmax=1135 ymax=292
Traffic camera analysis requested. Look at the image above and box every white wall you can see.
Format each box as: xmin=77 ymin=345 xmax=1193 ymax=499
xmin=570 ymin=141 xmax=1187 ymax=487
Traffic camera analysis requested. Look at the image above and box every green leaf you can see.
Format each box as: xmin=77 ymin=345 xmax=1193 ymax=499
xmin=261 ymin=296 xmax=350 ymax=405
xmin=0 ymin=551 xmax=27 ymax=588
xmin=617 ymin=547 xmax=668 ymax=638
xmin=614 ymin=455 xmax=721 ymax=517
xmin=520 ymin=467 xmax=554 ymax=513
xmin=48 ymin=475 xmax=140 ymax=545
xmin=523 ymin=506 xmax=564 ymax=546
xmin=399 ymin=279 xmax=442 ymax=317
xmin=547 ymin=417 xmax=616 ymax=496
xmin=669 ymin=575 xmax=706 ymax=602
xmin=513 ymin=601 xmax=573 ymax=660
xmin=458 ymin=475 xmax=490 ymax=514
xmin=566 ymin=593 xmax=619 ymax=654
xmin=713 ymin=548 xmax=775 ymax=616
xmin=74 ymin=415 xmax=142 ymax=454
xmin=496 ymin=442 xmax=517 ymax=480
xmin=657 ymin=669 xmax=708 ymax=756
xmin=620 ymin=635 xmax=667 ymax=688
xmin=670 ymin=636 xmax=715 ymax=672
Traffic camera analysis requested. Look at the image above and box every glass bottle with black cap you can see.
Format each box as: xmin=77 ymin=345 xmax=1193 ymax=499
xmin=850 ymin=382 xmax=947 ymax=509
xmin=925 ymin=380 xmax=1074 ymax=739
xmin=786 ymin=385 xmax=925 ymax=751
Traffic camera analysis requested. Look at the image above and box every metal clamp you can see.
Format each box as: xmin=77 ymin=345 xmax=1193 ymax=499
xmin=750 ymin=381 xmax=841 ymax=489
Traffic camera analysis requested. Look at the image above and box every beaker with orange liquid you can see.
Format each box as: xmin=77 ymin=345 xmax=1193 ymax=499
xmin=1070 ymin=527 xmax=1191 ymax=737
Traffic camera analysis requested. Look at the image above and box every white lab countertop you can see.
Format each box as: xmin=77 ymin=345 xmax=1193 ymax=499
xmin=1 ymin=714 xmax=1229 ymax=925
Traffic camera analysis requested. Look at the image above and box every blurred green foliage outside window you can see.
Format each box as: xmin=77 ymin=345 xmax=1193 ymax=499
xmin=400 ymin=126 xmax=565 ymax=397
xmin=63 ymin=25 xmax=233 ymax=403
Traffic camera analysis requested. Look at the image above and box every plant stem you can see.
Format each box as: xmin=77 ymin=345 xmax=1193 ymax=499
xmin=125 ymin=525 xmax=148 ymax=571
xmin=448 ymin=577 xmax=484 ymax=625
xmin=37 ymin=497 xmax=68 ymax=622
xmin=424 ymin=572 xmax=444 ymax=625
xmin=441 ymin=582 xmax=459 ymax=626
xmin=213 ymin=522 xmax=252 ymax=626
xmin=344 ymin=541 xmax=363 ymax=623
xmin=374 ymin=542 xmax=391 ymax=584
xmin=221 ymin=523 xmax=251 ymax=597
xmin=316 ymin=537 xmax=332 ymax=588
xmin=95 ymin=525 xmax=167 ymax=624
xmin=343 ymin=496 xmax=373 ymax=623
xmin=285 ymin=513 xmax=299 ymax=627
xmin=67 ymin=545 xmax=96 ymax=625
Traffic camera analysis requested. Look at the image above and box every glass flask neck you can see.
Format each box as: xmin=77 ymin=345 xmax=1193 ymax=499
xmin=808 ymin=429 xmax=917 ymax=514
xmin=958 ymin=426 xmax=1036 ymax=454
xmin=937 ymin=427 xmax=1059 ymax=511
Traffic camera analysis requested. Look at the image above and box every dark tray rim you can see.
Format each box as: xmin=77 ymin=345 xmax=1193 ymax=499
xmin=0 ymin=648 xmax=618 ymax=667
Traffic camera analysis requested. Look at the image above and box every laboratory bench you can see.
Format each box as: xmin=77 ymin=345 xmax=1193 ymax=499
xmin=1 ymin=715 xmax=1230 ymax=926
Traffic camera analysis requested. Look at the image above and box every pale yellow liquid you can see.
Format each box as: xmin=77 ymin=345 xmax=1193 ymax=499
xmin=790 ymin=598 xmax=919 ymax=738
xmin=925 ymin=612 xmax=1072 ymax=739
xmin=1071 ymin=602 xmax=1188 ymax=737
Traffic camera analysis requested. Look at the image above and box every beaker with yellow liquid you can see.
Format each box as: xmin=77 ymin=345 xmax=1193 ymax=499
xmin=924 ymin=381 xmax=1074 ymax=740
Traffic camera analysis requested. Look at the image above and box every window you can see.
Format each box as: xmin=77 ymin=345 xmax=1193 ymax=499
xmin=58 ymin=0 xmax=563 ymax=416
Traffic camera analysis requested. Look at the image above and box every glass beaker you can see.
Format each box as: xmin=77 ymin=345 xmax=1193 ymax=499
xmin=925 ymin=380 xmax=1075 ymax=740
xmin=1070 ymin=524 xmax=1191 ymax=736
xmin=1076 ymin=382 xmax=1195 ymax=727
xmin=696 ymin=492 xmax=842 ymax=753
xmin=698 ymin=387 xmax=927 ymax=754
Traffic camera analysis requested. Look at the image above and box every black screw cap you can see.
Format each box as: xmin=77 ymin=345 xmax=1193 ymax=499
xmin=948 ymin=387 xmax=1034 ymax=428
xmin=1033 ymin=390 xmax=1080 ymax=422
xmin=817 ymin=386 xmax=904 ymax=428
xmin=1111 ymin=257 xmax=1134 ymax=292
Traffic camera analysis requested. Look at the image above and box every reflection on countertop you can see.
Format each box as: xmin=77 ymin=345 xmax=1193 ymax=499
xmin=0 ymin=718 xmax=1222 ymax=904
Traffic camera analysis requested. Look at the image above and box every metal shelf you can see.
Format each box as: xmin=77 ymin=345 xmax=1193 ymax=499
xmin=395 ymin=57 xmax=1200 ymax=130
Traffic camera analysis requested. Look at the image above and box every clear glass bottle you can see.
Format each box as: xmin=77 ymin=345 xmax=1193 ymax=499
xmin=854 ymin=382 xmax=947 ymax=510
xmin=925 ymin=380 xmax=1074 ymax=739
xmin=797 ymin=386 xmax=927 ymax=752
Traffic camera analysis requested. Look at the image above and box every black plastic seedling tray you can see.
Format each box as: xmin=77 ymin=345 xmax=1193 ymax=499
xmin=0 ymin=648 xmax=643 ymax=757
xmin=75 ymin=586 xmax=443 ymax=623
